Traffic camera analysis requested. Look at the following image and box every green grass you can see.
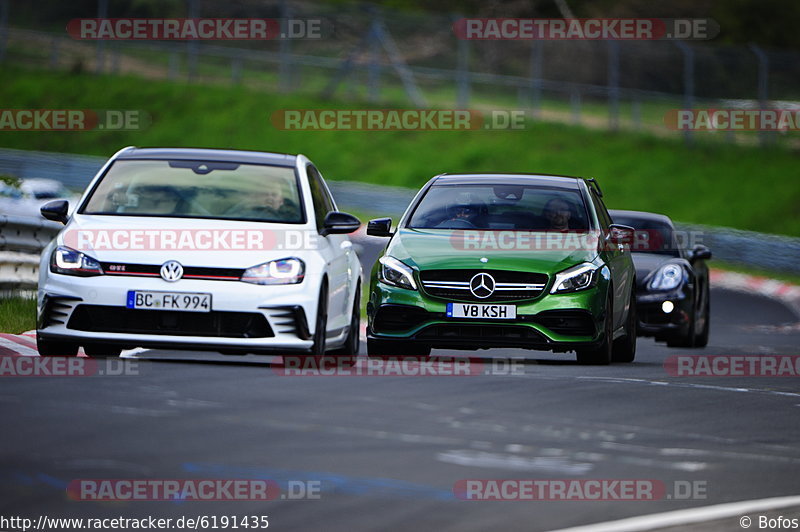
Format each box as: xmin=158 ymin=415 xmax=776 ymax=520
xmin=1 ymin=65 xmax=799 ymax=236
xmin=0 ymin=296 xmax=37 ymax=334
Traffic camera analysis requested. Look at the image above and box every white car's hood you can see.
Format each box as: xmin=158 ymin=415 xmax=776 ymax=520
xmin=60 ymin=215 xmax=320 ymax=268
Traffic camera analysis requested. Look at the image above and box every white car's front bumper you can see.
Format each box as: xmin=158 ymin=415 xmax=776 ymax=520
xmin=38 ymin=272 xmax=321 ymax=353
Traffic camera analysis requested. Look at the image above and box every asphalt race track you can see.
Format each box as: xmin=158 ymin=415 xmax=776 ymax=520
xmin=1 ymin=240 xmax=799 ymax=531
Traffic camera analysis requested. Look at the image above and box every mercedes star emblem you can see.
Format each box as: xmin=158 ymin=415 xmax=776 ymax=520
xmin=469 ymin=272 xmax=495 ymax=299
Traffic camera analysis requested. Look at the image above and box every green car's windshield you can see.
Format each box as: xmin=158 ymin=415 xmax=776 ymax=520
xmin=81 ymin=159 xmax=304 ymax=223
xmin=408 ymin=184 xmax=590 ymax=231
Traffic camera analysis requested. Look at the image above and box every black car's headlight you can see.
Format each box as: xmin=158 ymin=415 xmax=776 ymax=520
xmin=378 ymin=256 xmax=418 ymax=290
xmin=551 ymin=262 xmax=600 ymax=294
xmin=648 ymin=264 xmax=684 ymax=291
xmin=50 ymin=246 xmax=104 ymax=277
xmin=241 ymin=257 xmax=305 ymax=285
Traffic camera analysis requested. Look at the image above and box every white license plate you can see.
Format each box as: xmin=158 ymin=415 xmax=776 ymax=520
xmin=126 ymin=291 xmax=211 ymax=312
xmin=447 ymin=303 xmax=516 ymax=319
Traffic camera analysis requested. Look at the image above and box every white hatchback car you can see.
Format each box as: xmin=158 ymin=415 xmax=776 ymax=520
xmin=37 ymin=147 xmax=362 ymax=360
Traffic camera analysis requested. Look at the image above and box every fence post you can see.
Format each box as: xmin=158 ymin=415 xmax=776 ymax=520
xmin=50 ymin=36 xmax=59 ymax=69
xmin=231 ymin=57 xmax=242 ymax=85
xmin=455 ymin=14 xmax=470 ymax=109
xmin=186 ymin=0 xmax=198 ymax=82
xmin=529 ymin=40 xmax=543 ymax=117
xmin=607 ymin=40 xmax=620 ymax=130
xmin=168 ymin=48 xmax=179 ymax=80
xmin=367 ymin=6 xmax=382 ymax=103
xmin=0 ymin=0 xmax=8 ymax=63
xmin=278 ymin=0 xmax=292 ymax=92
xmin=95 ymin=0 xmax=108 ymax=74
xmin=674 ymin=41 xmax=694 ymax=145
xmin=750 ymin=44 xmax=770 ymax=146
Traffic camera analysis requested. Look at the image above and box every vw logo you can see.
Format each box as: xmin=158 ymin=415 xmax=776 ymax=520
xmin=469 ymin=272 xmax=495 ymax=299
xmin=160 ymin=260 xmax=184 ymax=282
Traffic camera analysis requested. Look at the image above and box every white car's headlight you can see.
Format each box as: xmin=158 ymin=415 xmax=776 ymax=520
xmin=378 ymin=256 xmax=417 ymax=290
xmin=648 ymin=263 xmax=683 ymax=291
xmin=50 ymin=246 xmax=104 ymax=277
xmin=241 ymin=257 xmax=305 ymax=285
xmin=550 ymin=262 xmax=600 ymax=294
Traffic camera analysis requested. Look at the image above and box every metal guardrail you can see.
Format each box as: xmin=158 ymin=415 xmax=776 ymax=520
xmin=1 ymin=149 xmax=799 ymax=285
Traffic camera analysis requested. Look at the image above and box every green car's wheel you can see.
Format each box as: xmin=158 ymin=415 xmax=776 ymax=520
xmin=576 ymin=294 xmax=613 ymax=365
xmin=612 ymin=288 xmax=637 ymax=363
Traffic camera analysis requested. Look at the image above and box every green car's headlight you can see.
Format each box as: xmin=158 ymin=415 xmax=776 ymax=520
xmin=241 ymin=257 xmax=305 ymax=285
xmin=551 ymin=262 xmax=600 ymax=294
xmin=50 ymin=246 xmax=104 ymax=277
xmin=378 ymin=256 xmax=418 ymax=290
xmin=648 ymin=263 xmax=683 ymax=291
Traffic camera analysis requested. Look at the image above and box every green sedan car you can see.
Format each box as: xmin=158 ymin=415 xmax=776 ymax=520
xmin=366 ymin=174 xmax=638 ymax=364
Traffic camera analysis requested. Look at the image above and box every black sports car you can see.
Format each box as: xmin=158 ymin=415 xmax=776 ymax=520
xmin=610 ymin=210 xmax=712 ymax=348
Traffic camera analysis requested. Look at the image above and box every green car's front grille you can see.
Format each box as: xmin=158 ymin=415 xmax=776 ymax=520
xmin=419 ymin=269 xmax=549 ymax=302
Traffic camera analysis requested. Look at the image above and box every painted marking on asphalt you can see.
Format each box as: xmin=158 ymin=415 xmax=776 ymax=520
xmin=547 ymin=494 xmax=800 ymax=532
xmin=576 ymin=376 xmax=800 ymax=399
xmin=0 ymin=335 xmax=38 ymax=356
xmin=437 ymin=450 xmax=594 ymax=475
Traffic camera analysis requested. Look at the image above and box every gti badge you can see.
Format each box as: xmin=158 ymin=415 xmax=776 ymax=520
xmin=160 ymin=260 xmax=184 ymax=282
xmin=470 ymin=272 xmax=495 ymax=299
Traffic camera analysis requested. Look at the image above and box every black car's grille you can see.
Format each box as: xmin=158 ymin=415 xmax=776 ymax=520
xmin=67 ymin=305 xmax=273 ymax=338
xmin=419 ymin=269 xmax=548 ymax=302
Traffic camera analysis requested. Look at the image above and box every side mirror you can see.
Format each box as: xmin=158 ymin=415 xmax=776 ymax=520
xmin=607 ymin=224 xmax=635 ymax=246
xmin=40 ymin=200 xmax=70 ymax=224
xmin=321 ymin=211 xmax=360 ymax=236
xmin=366 ymin=218 xmax=393 ymax=238
xmin=690 ymin=244 xmax=712 ymax=261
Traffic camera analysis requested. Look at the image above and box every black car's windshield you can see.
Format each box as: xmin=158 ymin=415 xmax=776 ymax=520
xmin=408 ymin=184 xmax=590 ymax=231
xmin=613 ymin=216 xmax=680 ymax=257
xmin=81 ymin=159 xmax=304 ymax=223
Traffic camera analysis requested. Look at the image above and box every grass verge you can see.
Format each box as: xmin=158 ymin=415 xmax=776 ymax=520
xmin=0 ymin=296 xmax=37 ymax=334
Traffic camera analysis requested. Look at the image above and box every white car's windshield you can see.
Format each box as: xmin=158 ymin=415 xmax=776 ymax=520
xmin=81 ymin=159 xmax=304 ymax=223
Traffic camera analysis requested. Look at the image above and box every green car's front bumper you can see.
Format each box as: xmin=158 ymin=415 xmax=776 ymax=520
xmin=367 ymin=274 xmax=611 ymax=353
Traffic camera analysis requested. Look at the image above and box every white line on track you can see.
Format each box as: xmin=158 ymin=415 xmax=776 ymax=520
xmin=548 ymin=495 xmax=800 ymax=532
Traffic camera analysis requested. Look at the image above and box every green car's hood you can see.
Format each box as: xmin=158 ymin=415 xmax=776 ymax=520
xmin=386 ymin=229 xmax=599 ymax=275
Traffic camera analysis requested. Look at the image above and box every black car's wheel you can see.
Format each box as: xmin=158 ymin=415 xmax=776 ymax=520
xmin=367 ymin=338 xmax=431 ymax=359
xmin=612 ymin=288 xmax=637 ymax=363
xmin=36 ymin=333 xmax=78 ymax=357
xmin=694 ymin=291 xmax=710 ymax=348
xmin=667 ymin=298 xmax=696 ymax=348
xmin=329 ymin=283 xmax=361 ymax=364
xmin=576 ymin=294 xmax=613 ymax=365
xmin=83 ymin=344 xmax=122 ymax=358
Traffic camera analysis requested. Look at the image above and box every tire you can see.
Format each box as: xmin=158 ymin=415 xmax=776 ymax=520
xmin=612 ymin=289 xmax=637 ymax=363
xmin=310 ymin=283 xmax=328 ymax=358
xmin=329 ymin=283 xmax=361 ymax=364
xmin=576 ymin=294 xmax=612 ymax=365
xmin=666 ymin=298 xmax=696 ymax=348
xmin=693 ymin=291 xmax=710 ymax=348
xmin=82 ymin=343 xmax=122 ymax=358
xmin=366 ymin=337 xmax=430 ymax=359
xmin=36 ymin=333 xmax=78 ymax=357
